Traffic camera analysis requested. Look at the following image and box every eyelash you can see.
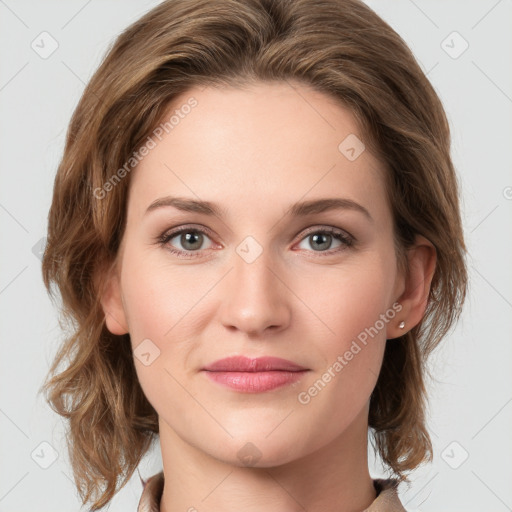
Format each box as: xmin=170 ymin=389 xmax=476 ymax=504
xmin=157 ymin=224 xmax=355 ymax=259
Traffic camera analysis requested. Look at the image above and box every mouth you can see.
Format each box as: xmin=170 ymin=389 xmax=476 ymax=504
xmin=201 ymin=355 xmax=309 ymax=393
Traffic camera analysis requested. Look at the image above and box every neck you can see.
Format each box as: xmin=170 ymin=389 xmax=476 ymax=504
xmin=159 ymin=406 xmax=376 ymax=512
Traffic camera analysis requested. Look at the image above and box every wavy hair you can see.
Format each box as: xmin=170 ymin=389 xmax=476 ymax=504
xmin=40 ymin=0 xmax=468 ymax=508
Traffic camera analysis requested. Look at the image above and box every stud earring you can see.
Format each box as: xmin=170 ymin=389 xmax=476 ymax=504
xmin=398 ymin=321 xmax=405 ymax=329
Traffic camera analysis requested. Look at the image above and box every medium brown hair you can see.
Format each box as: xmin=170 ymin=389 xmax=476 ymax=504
xmin=41 ymin=0 xmax=468 ymax=508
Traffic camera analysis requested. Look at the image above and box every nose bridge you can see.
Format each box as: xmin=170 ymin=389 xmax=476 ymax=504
xmin=218 ymin=237 xmax=290 ymax=335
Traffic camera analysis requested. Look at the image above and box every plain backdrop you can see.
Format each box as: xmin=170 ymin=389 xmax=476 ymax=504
xmin=0 ymin=1 xmax=511 ymax=511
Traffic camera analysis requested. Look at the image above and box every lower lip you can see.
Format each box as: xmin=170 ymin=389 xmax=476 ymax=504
xmin=202 ymin=370 xmax=308 ymax=392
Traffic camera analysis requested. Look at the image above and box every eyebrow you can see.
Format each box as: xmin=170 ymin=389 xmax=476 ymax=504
xmin=145 ymin=196 xmax=373 ymax=222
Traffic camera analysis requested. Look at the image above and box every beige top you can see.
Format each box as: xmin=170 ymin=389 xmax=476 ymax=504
xmin=137 ymin=471 xmax=406 ymax=512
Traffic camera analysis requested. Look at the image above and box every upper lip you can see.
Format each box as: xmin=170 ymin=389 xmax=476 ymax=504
xmin=202 ymin=356 xmax=308 ymax=372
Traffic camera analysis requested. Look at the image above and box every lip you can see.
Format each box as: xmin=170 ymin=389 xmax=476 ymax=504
xmin=201 ymin=356 xmax=309 ymax=393
xmin=202 ymin=356 xmax=307 ymax=372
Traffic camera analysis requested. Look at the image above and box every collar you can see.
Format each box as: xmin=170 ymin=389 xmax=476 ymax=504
xmin=137 ymin=471 xmax=406 ymax=512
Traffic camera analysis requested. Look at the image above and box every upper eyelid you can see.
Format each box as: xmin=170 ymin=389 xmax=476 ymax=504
xmin=160 ymin=223 xmax=214 ymax=238
xmin=300 ymin=225 xmax=353 ymax=238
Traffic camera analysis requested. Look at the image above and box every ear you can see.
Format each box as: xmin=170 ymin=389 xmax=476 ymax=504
xmin=387 ymin=235 xmax=437 ymax=339
xmin=98 ymin=261 xmax=129 ymax=336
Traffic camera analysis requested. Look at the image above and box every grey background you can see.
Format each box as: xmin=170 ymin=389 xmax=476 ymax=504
xmin=0 ymin=0 xmax=511 ymax=510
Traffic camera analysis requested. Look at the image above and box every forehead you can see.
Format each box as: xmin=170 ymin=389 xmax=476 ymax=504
xmin=129 ymin=80 xmax=389 ymax=220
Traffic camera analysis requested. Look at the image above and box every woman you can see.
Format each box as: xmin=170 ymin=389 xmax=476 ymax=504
xmin=41 ymin=0 xmax=468 ymax=510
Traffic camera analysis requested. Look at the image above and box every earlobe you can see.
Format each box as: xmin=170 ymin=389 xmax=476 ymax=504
xmin=387 ymin=235 xmax=437 ymax=339
xmin=98 ymin=264 xmax=129 ymax=335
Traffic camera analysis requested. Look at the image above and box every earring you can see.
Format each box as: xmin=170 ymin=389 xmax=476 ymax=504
xmin=398 ymin=321 xmax=405 ymax=329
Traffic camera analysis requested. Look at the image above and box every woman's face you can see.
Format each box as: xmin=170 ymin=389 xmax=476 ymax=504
xmin=103 ymin=80 xmax=408 ymax=466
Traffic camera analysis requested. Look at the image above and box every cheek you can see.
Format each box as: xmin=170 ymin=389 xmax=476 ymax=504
xmin=298 ymin=253 xmax=396 ymax=349
xmin=118 ymin=249 xmax=201 ymax=418
xmin=118 ymin=246 xmax=216 ymax=394
xmin=119 ymin=246 xmax=202 ymax=344
xmin=292 ymin=258 xmax=393 ymax=431
xmin=293 ymin=252 xmax=395 ymax=405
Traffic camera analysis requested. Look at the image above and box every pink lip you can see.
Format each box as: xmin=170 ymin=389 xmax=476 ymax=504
xmin=201 ymin=356 xmax=309 ymax=393
xmin=203 ymin=356 xmax=307 ymax=372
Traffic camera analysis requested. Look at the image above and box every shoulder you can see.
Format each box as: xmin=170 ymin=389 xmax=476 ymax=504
xmin=137 ymin=471 xmax=164 ymax=512
xmin=365 ymin=478 xmax=407 ymax=512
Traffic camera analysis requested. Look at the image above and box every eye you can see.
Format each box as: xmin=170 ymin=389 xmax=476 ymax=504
xmin=158 ymin=226 xmax=215 ymax=258
xmin=157 ymin=224 xmax=355 ymax=259
xmin=296 ymin=227 xmax=354 ymax=254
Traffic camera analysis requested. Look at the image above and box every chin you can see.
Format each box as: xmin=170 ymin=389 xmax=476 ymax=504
xmin=198 ymin=427 xmax=306 ymax=468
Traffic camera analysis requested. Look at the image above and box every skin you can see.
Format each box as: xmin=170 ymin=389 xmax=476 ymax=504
xmin=101 ymin=80 xmax=436 ymax=512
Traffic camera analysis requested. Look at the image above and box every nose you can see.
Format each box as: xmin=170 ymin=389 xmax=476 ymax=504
xmin=218 ymin=244 xmax=291 ymax=337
